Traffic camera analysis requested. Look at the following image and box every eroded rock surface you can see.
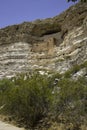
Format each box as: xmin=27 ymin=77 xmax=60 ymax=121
xmin=0 ymin=2 xmax=87 ymax=78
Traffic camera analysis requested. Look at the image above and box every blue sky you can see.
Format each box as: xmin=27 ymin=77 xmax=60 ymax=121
xmin=0 ymin=0 xmax=76 ymax=28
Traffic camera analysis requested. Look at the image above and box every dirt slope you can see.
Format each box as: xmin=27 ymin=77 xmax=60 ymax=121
xmin=0 ymin=121 xmax=25 ymax=130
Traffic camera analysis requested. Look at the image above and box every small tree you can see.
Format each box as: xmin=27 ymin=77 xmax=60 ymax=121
xmin=67 ymin=0 xmax=87 ymax=2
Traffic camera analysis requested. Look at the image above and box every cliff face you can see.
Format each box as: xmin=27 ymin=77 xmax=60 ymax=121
xmin=0 ymin=2 xmax=87 ymax=78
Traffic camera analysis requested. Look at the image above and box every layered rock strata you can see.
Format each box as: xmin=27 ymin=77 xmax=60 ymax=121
xmin=0 ymin=2 xmax=87 ymax=78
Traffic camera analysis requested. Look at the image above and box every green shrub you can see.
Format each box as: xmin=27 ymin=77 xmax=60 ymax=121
xmin=0 ymin=79 xmax=14 ymax=106
xmin=0 ymin=72 xmax=87 ymax=128
xmin=64 ymin=61 xmax=87 ymax=78
xmin=0 ymin=74 xmax=53 ymax=127
xmin=52 ymin=77 xmax=87 ymax=127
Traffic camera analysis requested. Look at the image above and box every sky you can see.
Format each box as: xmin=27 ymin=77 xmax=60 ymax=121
xmin=0 ymin=0 xmax=76 ymax=28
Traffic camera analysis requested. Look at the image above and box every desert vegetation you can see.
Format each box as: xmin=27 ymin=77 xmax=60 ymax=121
xmin=0 ymin=63 xmax=87 ymax=129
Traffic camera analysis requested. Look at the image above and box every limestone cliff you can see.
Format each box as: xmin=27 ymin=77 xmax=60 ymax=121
xmin=0 ymin=2 xmax=87 ymax=78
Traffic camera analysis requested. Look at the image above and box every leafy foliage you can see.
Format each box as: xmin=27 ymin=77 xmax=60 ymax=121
xmin=0 ymin=71 xmax=87 ymax=129
xmin=64 ymin=61 xmax=87 ymax=78
xmin=52 ymin=77 xmax=87 ymax=125
xmin=0 ymin=74 xmax=52 ymax=127
xmin=67 ymin=0 xmax=87 ymax=2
